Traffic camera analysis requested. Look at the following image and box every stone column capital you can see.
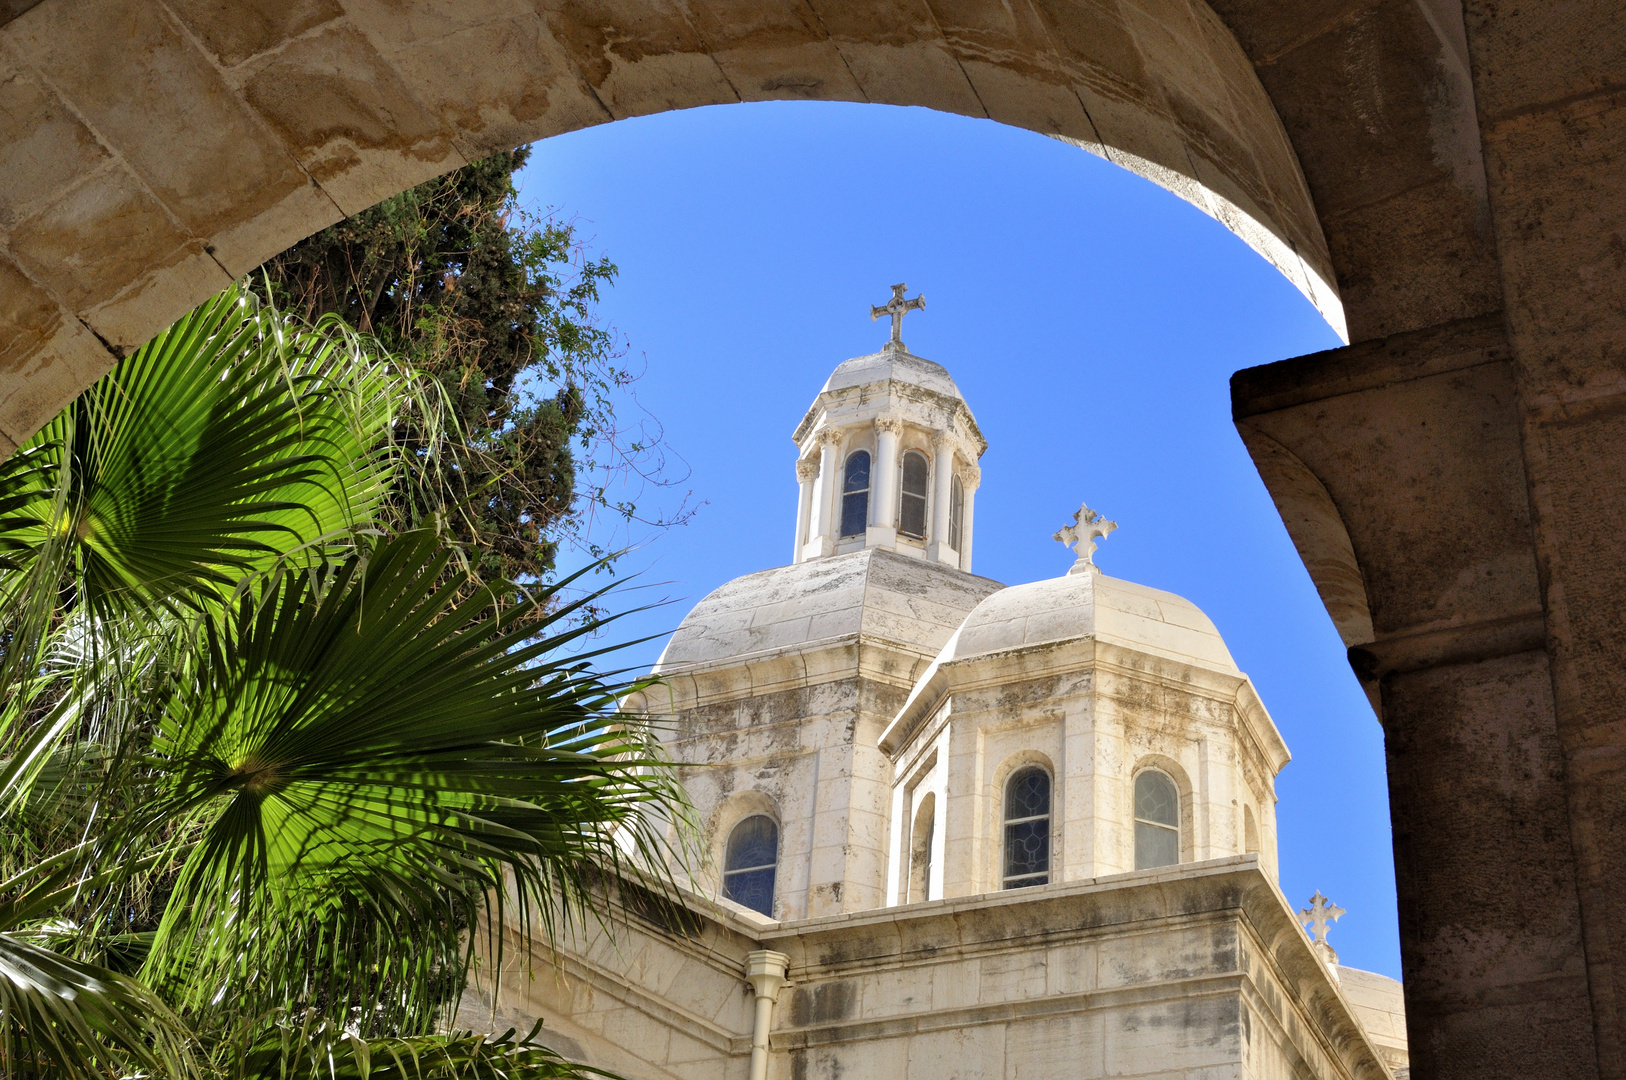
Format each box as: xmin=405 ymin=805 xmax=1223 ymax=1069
xmin=817 ymin=426 xmax=846 ymax=447
xmin=875 ymin=416 xmax=905 ymax=436
xmin=796 ymin=457 xmax=820 ymax=483
xmin=959 ymin=464 xmax=982 ymax=491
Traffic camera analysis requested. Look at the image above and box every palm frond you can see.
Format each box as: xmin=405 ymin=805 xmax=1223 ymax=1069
xmin=7 ymin=286 xmax=400 ymax=625
xmin=136 ymin=532 xmax=686 ymax=1028
xmin=0 ymin=931 xmax=196 ymax=1079
xmin=232 ymin=1013 xmax=611 ymax=1080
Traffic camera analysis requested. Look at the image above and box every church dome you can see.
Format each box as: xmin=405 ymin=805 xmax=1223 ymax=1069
xmin=654 ymin=547 xmax=1003 ymax=672
xmin=819 ymin=348 xmax=965 ymax=403
xmin=932 ymin=569 xmax=1240 ymax=674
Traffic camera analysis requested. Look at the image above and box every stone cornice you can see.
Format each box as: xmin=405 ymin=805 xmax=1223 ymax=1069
xmin=880 ymin=636 xmax=1287 ymax=763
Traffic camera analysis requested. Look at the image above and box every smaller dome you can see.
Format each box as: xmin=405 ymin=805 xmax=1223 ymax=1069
xmin=821 ymin=348 xmax=964 ymax=403
xmin=937 ymin=570 xmax=1239 ymax=673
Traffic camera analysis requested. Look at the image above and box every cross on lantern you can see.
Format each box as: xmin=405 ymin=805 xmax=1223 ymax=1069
xmin=1298 ymin=891 xmax=1345 ymax=946
xmin=870 ymin=283 xmax=925 ymax=348
xmin=1054 ymin=501 xmax=1117 ymax=574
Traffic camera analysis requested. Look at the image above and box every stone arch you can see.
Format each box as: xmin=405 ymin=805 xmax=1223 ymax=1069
xmin=0 ymin=0 xmax=1344 ymax=451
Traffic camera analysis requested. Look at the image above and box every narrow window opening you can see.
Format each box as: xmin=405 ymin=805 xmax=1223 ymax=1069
xmin=1003 ymin=767 xmax=1051 ymax=889
xmin=949 ymin=474 xmax=965 ymax=551
xmin=1244 ymin=804 xmax=1260 ymax=855
xmin=723 ymin=815 xmax=779 ymax=916
xmin=840 ymin=450 xmax=870 ymax=538
xmin=909 ymin=793 xmax=935 ymax=903
xmin=899 ymin=450 xmax=929 ymax=539
xmin=1134 ymin=770 xmax=1180 ymax=870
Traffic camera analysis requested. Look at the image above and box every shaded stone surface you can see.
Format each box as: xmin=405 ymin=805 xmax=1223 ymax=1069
xmin=0 ymin=0 xmax=1620 ymax=1074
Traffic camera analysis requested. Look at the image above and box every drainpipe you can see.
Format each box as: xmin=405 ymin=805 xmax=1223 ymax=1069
xmin=745 ymin=949 xmax=790 ymax=1080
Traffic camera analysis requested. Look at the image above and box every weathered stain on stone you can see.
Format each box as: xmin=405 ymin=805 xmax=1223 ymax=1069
xmin=790 ymin=979 xmax=858 ymax=1026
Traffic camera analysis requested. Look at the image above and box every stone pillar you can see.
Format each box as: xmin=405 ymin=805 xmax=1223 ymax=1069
xmin=792 ymin=457 xmax=818 ymax=564
xmin=959 ymin=465 xmax=980 ymax=573
xmin=806 ymin=428 xmax=843 ymax=560
xmin=927 ymin=435 xmax=955 ymax=564
xmin=1233 ymin=317 xmax=1602 ymax=1080
xmin=868 ymin=417 xmax=902 ymax=547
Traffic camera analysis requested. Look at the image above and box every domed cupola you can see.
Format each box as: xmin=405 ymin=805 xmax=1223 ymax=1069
xmin=789 ymin=285 xmax=986 ymax=570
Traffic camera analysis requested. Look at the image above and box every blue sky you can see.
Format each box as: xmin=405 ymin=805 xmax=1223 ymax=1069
xmin=516 ymin=100 xmax=1398 ymax=978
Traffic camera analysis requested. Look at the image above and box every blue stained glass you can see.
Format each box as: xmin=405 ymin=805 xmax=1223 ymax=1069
xmin=1003 ymin=767 xmax=1051 ymax=887
xmin=723 ymin=815 xmax=778 ymax=916
xmin=841 ymin=451 xmax=870 ymax=537
xmin=724 ymin=866 xmax=777 ymax=915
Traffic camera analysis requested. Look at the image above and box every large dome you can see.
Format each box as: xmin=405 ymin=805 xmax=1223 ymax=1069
xmin=819 ymin=348 xmax=964 ymax=403
xmin=932 ymin=570 xmax=1239 ymax=674
xmin=654 ymin=547 xmax=1002 ymax=672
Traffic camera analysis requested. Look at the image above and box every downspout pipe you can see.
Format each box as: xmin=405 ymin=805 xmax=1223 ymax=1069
xmin=745 ymin=949 xmax=791 ymax=1080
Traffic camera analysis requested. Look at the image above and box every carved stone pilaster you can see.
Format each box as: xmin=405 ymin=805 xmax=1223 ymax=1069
xmin=796 ymin=458 xmax=820 ymax=483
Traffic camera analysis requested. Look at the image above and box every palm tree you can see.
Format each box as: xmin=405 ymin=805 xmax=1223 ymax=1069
xmin=0 ymin=286 xmax=688 ymax=1078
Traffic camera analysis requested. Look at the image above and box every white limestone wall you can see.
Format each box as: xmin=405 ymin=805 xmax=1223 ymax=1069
xmin=885 ymin=641 xmax=1287 ymax=898
xmin=485 ymin=861 xmax=1394 ymax=1080
xmin=648 ymin=548 xmax=1002 ymax=920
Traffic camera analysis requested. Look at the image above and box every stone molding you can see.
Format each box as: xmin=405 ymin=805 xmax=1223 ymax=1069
xmin=879 ymin=635 xmax=1285 ymax=769
xmin=794 ymin=457 xmax=819 ymax=483
xmin=508 ymin=859 xmax=1390 ymax=1080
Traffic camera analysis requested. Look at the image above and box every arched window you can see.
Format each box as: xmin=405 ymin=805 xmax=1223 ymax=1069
xmin=949 ymin=473 xmax=965 ymax=551
xmin=723 ymin=815 xmax=779 ymax=916
xmin=899 ymin=450 xmax=930 ymax=539
xmin=1003 ymin=767 xmax=1051 ymax=889
xmin=909 ymin=793 xmax=935 ymax=903
xmin=840 ymin=450 xmax=870 ymax=538
xmin=1134 ymin=770 xmax=1180 ymax=870
xmin=1244 ymin=804 xmax=1260 ymax=855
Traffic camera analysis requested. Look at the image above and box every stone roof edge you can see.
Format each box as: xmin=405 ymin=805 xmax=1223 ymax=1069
xmin=758 ymin=857 xmax=1392 ymax=1080
xmin=880 ymin=635 xmax=1264 ymax=757
xmin=642 ymin=633 xmax=939 ymax=712
xmin=1234 ymin=868 xmax=1395 ymax=1080
xmin=791 ymin=378 xmax=986 ymax=455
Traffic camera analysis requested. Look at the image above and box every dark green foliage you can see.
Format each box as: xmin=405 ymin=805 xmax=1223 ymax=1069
xmin=255 ymin=149 xmax=633 ymax=583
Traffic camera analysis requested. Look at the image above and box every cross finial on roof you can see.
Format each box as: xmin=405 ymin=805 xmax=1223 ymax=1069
xmin=870 ymin=283 xmax=925 ymax=350
xmin=1054 ymin=501 xmax=1117 ymax=575
xmin=1298 ymin=891 xmax=1345 ymax=946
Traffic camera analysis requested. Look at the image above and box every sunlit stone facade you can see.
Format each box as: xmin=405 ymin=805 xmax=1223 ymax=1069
xmin=478 ymin=338 xmax=1410 ymax=1080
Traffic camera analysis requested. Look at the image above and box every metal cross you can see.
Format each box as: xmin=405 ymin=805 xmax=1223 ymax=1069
xmin=1054 ymin=501 xmax=1117 ymax=573
xmin=870 ymin=283 xmax=926 ymax=347
xmin=1298 ymin=891 xmax=1345 ymax=946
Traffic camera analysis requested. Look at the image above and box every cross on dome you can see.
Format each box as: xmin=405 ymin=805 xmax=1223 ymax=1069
xmin=870 ymin=283 xmax=925 ymax=350
xmin=1054 ymin=501 xmax=1117 ymax=575
xmin=1298 ymin=891 xmax=1345 ymax=946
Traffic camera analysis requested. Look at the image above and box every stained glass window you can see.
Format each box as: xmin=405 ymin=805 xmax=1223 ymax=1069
xmin=1134 ymin=770 xmax=1180 ymax=870
xmin=841 ymin=451 xmax=870 ymax=538
xmin=1003 ymin=767 xmax=1051 ymax=888
xmin=899 ymin=450 xmax=929 ymax=539
xmin=723 ymin=815 xmax=778 ymax=916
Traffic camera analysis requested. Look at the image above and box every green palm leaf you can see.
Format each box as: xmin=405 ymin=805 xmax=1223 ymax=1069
xmin=10 ymin=285 xmax=400 ymax=621
xmin=138 ymin=531 xmax=684 ymax=1027
xmin=0 ymin=932 xmax=196 ymax=1079
xmin=234 ymin=1014 xmax=610 ymax=1079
